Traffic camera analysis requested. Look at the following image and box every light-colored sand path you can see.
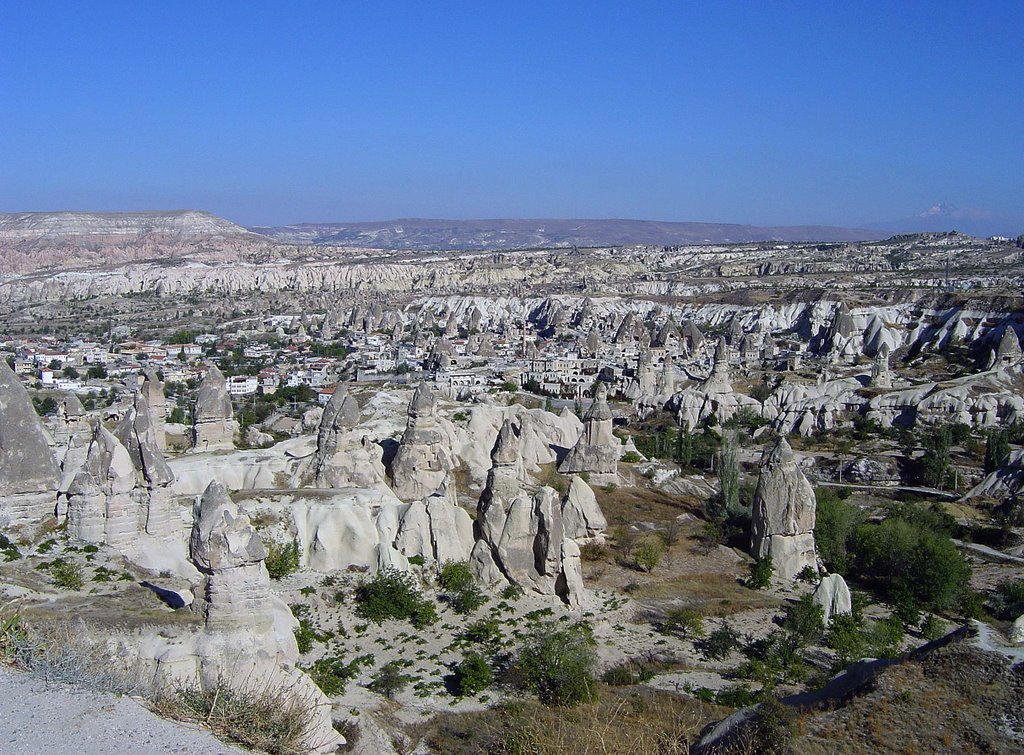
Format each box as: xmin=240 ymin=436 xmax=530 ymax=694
xmin=0 ymin=664 xmax=245 ymax=755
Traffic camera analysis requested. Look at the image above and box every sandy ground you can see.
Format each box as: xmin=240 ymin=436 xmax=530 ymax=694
xmin=0 ymin=664 xmax=244 ymax=755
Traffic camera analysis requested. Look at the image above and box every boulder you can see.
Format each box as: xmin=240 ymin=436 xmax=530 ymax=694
xmin=812 ymin=574 xmax=852 ymax=625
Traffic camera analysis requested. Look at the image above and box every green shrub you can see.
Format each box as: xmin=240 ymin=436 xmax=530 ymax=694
xmin=633 ymin=539 xmax=664 ymax=573
xmin=294 ymin=619 xmax=331 ymax=654
xmin=700 ymin=621 xmax=741 ymax=661
xmin=500 ymin=583 xmax=524 ymax=601
xmin=920 ymin=614 xmax=946 ymax=641
xmin=661 ymin=608 xmax=704 ymax=639
xmin=737 ymin=632 xmax=808 ymax=688
xmin=600 ymin=659 xmax=655 ymax=686
xmin=620 ymin=451 xmax=643 ymax=464
xmin=782 ymin=594 xmax=824 ymax=647
xmin=265 ymin=539 xmax=300 ymax=580
xmin=850 ymin=516 xmax=970 ymax=613
xmin=987 ymin=578 xmax=1024 ymax=621
xmin=513 ymin=622 xmax=597 ymax=706
xmin=453 ymin=651 xmax=493 ymax=697
xmin=407 ymin=554 xmax=425 ymax=567
xmin=445 ymin=584 xmax=487 ymax=615
xmin=368 ymin=661 xmax=413 ymax=699
xmin=355 ymin=567 xmax=438 ymax=628
xmin=438 ymin=560 xmax=474 ymax=592
xmin=51 ymin=560 xmax=84 ymax=590
xmin=306 ymin=654 xmax=371 ymax=697
xmin=747 ymin=557 xmax=773 ymax=590
xmin=814 ymin=488 xmax=863 ymax=574
xmin=461 ymin=618 xmax=502 ymax=647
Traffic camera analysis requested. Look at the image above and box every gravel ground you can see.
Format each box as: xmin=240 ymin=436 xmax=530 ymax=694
xmin=0 ymin=664 xmax=245 ymax=755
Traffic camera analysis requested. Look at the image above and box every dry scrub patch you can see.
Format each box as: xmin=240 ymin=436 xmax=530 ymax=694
xmin=422 ymin=687 xmax=725 ymax=755
xmin=793 ymin=644 xmax=1024 ymax=754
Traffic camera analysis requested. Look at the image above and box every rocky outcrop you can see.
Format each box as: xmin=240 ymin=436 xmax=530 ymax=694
xmin=962 ymin=449 xmax=1024 ymax=501
xmin=65 ymin=423 xmax=138 ymax=548
xmin=114 ymin=392 xmax=177 ymax=539
xmin=750 ymin=438 xmax=818 ymax=581
xmin=559 ymin=382 xmax=619 ymax=483
xmin=813 ymin=574 xmax=852 ymax=625
xmin=871 ymin=343 xmax=892 ymax=389
xmin=130 ymin=480 xmax=343 ymax=753
xmin=0 ymin=359 xmax=59 ymax=529
xmin=561 ymin=475 xmax=607 ymax=541
xmin=453 ymin=402 xmax=581 ymax=487
xmin=140 ymin=369 xmax=167 ymax=450
xmin=305 ymin=383 xmax=389 ymax=491
xmin=191 ymin=365 xmax=237 ymax=452
xmin=388 ymin=382 xmax=456 ymax=501
xmin=472 ymin=424 xmax=597 ymax=607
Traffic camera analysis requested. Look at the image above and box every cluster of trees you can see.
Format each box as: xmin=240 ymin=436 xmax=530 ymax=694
xmin=815 ymin=490 xmax=974 ymax=616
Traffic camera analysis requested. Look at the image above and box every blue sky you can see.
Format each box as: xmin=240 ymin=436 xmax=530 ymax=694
xmin=1 ymin=1 xmax=1022 ymax=230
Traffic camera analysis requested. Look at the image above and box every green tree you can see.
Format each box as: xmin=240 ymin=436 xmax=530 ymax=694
xmin=919 ymin=425 xmax=952 ymax=488
xmin=716 ymin=430 xmax=741 ymax=517
xmin=782 ymin=594 xmax=825 ymax=647
xmin=368 ymin=661 xmax=413 ymax=699
xmin=814 ymin=488 xmax=864 ymax=574
xmin=633 ymin=539 xmax=664 ymax=573
xmin=984 ymin=428 xmax=1011 ymax=474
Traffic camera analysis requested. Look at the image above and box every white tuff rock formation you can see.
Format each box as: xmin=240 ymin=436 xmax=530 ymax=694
xmin=472 ymin=422 xmax=600 ymax=607
xmin=812 ymin=574 xmax=852 ymax=625
xmin=750 ymin=437 xmax=818 ymax=582
xmin=191 ymin=364 xmax=237 ymax=452
xmin=0 ymin=359 xmax=59 ymax=529
xmin=388 ymin=382 xmax=456 ymax=501
xmin=559 ymin=382 xmax=619 ymax=484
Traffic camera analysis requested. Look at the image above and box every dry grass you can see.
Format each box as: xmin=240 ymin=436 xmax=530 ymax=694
xmin=629 ymin=572 xmax=782 ymax=617
xmin=422 ymin=686 xmax=724 ymax=755
xmin=1 ymin=615 xmax=326 ymax=755
xmin=151 ymin=674 xmax=322 ymax=755
xmin=594 ymin=485 xmax=702 ymax=525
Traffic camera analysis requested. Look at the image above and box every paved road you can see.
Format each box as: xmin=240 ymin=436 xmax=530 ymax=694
xmin=0 ymin=664 xmax=244 ymax=755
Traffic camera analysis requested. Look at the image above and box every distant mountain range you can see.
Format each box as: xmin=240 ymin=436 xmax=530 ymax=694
xmin=248 ymin=217 xmax=882 ymax=249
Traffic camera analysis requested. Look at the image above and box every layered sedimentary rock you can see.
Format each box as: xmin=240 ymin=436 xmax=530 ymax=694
xmin=191 ymin=364 xmax=237 ymax=452
xmin=306 ymin=383 xmax=388 ymax=490
xmin=559 ymin=382 xmax=619 ymax=483
xmin=388 ymin=382 xmax=456 ymax=501
xmin=472 ymin=423 xmax=599 ymax=607
xmin=115 ymin=392 xmax=177 ymax=538
xmin=812 ymin=573 xmax=852 ymax=625
xmin=65 ymin=423 xmax=138 ymax=549
xmin=0 ymin=359 xmax=59 ymax=528
xmin=750 ymin=437 xmax=818 ymax=581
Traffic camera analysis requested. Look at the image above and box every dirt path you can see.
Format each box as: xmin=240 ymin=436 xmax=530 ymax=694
xmin=0 ymin=664 xmax=245 ymax=755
